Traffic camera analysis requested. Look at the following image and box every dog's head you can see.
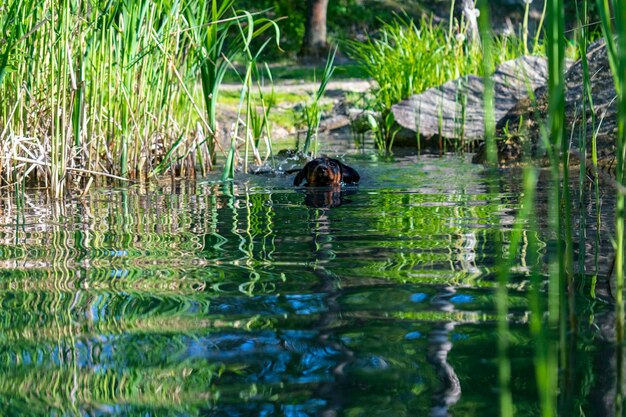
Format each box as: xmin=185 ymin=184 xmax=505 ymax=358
xmin=293 ymin=157 xmax=360 ymax=186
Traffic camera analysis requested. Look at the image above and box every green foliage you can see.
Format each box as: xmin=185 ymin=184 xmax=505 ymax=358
xmin=234 ymin=0 xmax=426 ymax=58
xmin=348 ymin=17 xmax=527 ymax=112
xmin=346 ymin=15 xmax=533 ymax=154
xmin=0 ymin=0 xmax=280 ymax=194
xmin=217 ymin=8 xmax=280 ymax=181
xmin=368 ymin=111 xmax=400 ymax=155
xmin=235 ymin=0 xmax=306 ymax=55
xmin=184 ymin=0 xmax=279 ymax=168
xmin=597 ymin=4 xmax=626 ymax=412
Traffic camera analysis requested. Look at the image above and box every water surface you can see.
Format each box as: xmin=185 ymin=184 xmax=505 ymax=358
xmin=0 ymin=141 xmax=618 ymax=417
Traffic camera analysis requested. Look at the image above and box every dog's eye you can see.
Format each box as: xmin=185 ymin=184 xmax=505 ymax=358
xmin=329 ymin=161 xmax=336 ymax=167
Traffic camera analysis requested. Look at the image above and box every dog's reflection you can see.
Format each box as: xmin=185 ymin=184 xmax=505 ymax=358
xmin=301 ymin=186 xmax=358 ymax=208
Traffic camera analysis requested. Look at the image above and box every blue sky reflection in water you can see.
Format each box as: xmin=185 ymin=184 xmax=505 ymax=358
xmin=0 ymin=140 xmax=619 ymax=417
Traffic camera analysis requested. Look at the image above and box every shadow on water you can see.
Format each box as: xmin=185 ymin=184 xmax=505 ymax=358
xmin=0 ymin=137 xmax=621 ymax=416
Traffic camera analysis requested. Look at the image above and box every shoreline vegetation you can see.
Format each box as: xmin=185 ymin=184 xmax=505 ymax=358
xmin=1 ymin=0 xmax=548 ymax=197
xmin=1 ymin=0 xmax=282 ymax=197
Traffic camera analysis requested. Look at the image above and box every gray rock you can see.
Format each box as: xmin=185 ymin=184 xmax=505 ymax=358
xmin=473 ymin=38 xmax=618 ymax=167
xmin=565 ymin=38 xmax=616 ymax=164
xmin=391 ymin=56 xmax=551 ymax=143
xmin=319 ymin=114 xmax=351 ymax=131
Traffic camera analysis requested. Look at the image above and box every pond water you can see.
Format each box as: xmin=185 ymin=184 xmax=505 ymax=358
xmin=0 ymin=137 xmax=620 ymax=417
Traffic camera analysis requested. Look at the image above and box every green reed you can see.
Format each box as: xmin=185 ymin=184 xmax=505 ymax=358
xmin=522 ymin=0 xmax=532 ymax=54
xmin=488 ymin=0 xmax=626 ymax=415
xmin=529 ymin=0 xmax=570 ymax=415
xmin=0 ymin=0 xmax=280 ymax=195
xmin=597 ymin=0 xmax=626 ymax=412
xmin=546 ymin=3 xmax=576 ymax=393
xmin=222 ymin=14 xmax=278 ymax=180
xmin=477 ymin=2 xmax=512 ymax=416
xmin=472 ymin=0 xmax=586 ymax=414
xmin=368 ymin=111 xmax=400 ymax=155
xmin=184 ymin=1 xmax=277 ymax=167
xmin=575 ymin=0 xmax=601 ymax=288
xmin=479 ymin=4 xmax=496 ymax=168
xmin=248 ymin=68 xmax=275 ymax=157
xmin=257 ymin=64 xmax=276 ymax=166
xmin=301 ymin=47 xmax=336 ymax=156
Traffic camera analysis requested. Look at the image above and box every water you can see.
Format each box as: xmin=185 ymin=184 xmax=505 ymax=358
xmin=0 ymin=139 xmax=619 ymax=416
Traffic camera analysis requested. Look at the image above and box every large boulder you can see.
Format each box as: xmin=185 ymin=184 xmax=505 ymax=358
xmin=391 ymin=56 xmax=551 ymax=145
xmin=473 ymin=38 xmax=617 ymax=167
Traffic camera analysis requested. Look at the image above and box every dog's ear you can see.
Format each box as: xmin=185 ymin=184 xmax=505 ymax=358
xmin=293 ymin=168 xmax=306 ymax=186
xmin=340 ymin=162 xmax=360 ymax=184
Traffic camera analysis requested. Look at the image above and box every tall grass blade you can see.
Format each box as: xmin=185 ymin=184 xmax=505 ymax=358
xmin=302 ymin=46 xmax=336 ymax=156
xmin=544 ymin=0 xmax=573 ymax=415
xmin=596 ymin=1 xmax=626 ymax=412
xmin=478 ymin=2 xmax=512 ymax=416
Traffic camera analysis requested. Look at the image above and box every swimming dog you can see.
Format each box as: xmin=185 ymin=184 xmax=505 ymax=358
xmin=293 ymin=157 xmax=360 ymax=186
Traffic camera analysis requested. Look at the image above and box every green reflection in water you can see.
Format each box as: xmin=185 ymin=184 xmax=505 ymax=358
xmin=0 ymin=154 xmax=616 ymax=416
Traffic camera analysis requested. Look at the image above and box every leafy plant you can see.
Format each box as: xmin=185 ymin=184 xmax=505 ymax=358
xmin=368 ymin=111 xmax=400 ymax=155
xmin=221 ymin=11 xmax=280 ymax=181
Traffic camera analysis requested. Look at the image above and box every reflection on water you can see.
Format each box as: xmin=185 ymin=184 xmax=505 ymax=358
xmin=0 ymin=149 xmax=619 ymax=416
xmin=300 ymin=186 xmax=358 ymax=208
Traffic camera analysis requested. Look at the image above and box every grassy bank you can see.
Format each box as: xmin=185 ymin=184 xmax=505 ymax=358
xmin=0 ymin=0 xmax=605 ymax=192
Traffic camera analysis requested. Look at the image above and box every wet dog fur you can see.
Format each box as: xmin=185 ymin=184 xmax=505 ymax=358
xmin=293 ymin=157 xmax=360 ymax=187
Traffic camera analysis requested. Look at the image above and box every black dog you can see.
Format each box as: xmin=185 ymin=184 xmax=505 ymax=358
xmin=293 ymin=157 xmax=360 ymax=186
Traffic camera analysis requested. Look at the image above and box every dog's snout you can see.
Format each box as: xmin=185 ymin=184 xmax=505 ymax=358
xmin=314 ymin=165 xmax=330 ymax=177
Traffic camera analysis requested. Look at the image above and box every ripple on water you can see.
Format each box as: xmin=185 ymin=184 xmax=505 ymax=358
xmin=0 ymin=149 xmax=617 ymax=417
